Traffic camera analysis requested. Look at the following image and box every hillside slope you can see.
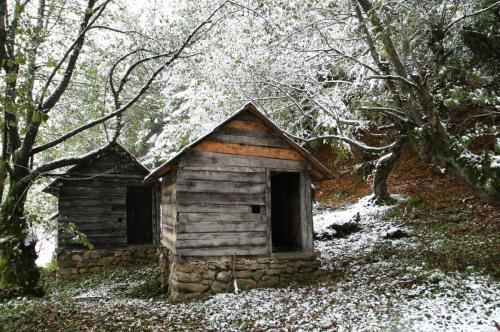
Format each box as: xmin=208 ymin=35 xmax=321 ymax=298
xmin=314 ymin=144 xmax=500 ymax=278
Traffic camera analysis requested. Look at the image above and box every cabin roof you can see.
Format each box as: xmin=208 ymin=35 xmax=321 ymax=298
xmin=144 ymin=103 xmax=334 ymax=182
xmin=43 ymin=141 xmax=150 ymax=195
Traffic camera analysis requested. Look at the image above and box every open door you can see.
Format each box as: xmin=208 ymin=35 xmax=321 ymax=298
xmin=271 ymin=172 xmax=302 ymax=252
xmin=126 ymin=186 xmax=153 ymax=244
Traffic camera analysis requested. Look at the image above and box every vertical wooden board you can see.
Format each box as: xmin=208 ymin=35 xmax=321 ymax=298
xmin=153 ymin=184 xmax=161 ymax=245
xmin=162 ymin=183 xmax=176 ymax=195
xmin=162 ymin=236 xmax=176 ymax=253
xmin=265 ymin=169 xmax=272 ymax=255
xmin=299 ymin=171 xmax=311 ymax=252
xmin=304 ymin=173 xmax=314 ymax=252
xmin=162 ymin=210 xmax=177 ymax=226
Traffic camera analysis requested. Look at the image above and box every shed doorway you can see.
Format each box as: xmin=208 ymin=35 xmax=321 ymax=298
xmin=126 ymin=186 xmax=153 ymax=244
xmin=271 ymin=172 xmax=302 ymax=252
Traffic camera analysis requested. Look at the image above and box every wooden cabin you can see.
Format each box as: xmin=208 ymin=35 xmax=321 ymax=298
xmin=145 ymin=103 xmax=334 ymax=297
xmin=44 ymin=143 xmax=160 ymax=277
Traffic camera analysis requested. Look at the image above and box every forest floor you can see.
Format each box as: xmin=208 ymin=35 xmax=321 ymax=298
xmin=0 ymin=194 xmax=499 ymax=331
xmin=1 ymin=145 xmax=499 ymax=331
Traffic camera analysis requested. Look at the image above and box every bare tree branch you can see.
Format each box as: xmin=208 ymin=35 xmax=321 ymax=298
xmin=38 ymin=0 xmax=111 ymax=112
xmin=31 ymin=1 xmax=229 ymax=155
xmin=366 ymin=74 xmax=418 ymax=88
xmin=304 ymin=134 xmax=397 ymax=153
xmin=23 ymin=142 xmax=114 ymax=183
xmin=445 ymin=1 xmax=500 ymax=32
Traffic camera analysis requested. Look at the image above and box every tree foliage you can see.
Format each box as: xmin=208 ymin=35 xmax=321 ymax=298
xmin=0 ymin=0 xmax=230 ymax=295
xmin=0 ymin=0 xmax=498 ymax=295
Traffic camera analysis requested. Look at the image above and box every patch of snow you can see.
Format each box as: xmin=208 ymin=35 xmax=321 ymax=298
xmin=314 ymin=195 xmax=411 ymax=270
xmin=8 ymin=195 xmax=498 ymax=331
xmin=491 ymin=155 xmax=500 ymax=169
xmin=35 ymin=225 xmax=56 ymax=267
xmin=234 ymin=279 xmax=239 ymax=294
xmin=68 ymin=268 xmax=499 ymax=331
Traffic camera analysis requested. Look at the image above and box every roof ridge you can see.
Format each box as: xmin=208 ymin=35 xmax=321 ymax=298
xmin=144 ymin=103 xmax=334 ymax=182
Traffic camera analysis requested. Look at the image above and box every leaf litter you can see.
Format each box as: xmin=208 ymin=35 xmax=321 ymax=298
xmin=1 ymin=195 xmax=498 ymax=331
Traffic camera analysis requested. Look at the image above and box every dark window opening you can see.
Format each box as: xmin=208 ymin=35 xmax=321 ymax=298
xmin=271 ymin=172 xmax=302 ymax=252
xmin=126 ymin=186 xmax=153 ymax=244
xmin=251 ymin=205 xmax=261 ymax=214
xmin=117 ymin=217 xmax=123 ymax=223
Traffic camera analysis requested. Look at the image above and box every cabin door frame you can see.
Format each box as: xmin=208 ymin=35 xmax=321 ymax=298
xmin=266 ymin=168 xmax=313 ymax=255
xmin=126 ymin=185 xmax=154 ymax=245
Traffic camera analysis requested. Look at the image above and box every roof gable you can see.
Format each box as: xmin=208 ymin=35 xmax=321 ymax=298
xmin=43 ymin=142 xmax=150 ymax=195
xmin=145 ymin=103 xmax=334 ymax=182
xmin=69 ymin=143 xmax=149 ymax=176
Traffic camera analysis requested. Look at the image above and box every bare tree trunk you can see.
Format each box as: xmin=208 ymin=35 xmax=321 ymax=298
xmin=0 ymin=121 xmax=7 ymax=202
xmin=0 ymin=168 xmax=41 ymax=296
xmin=370 ymin=137 xmax=404 ymax=204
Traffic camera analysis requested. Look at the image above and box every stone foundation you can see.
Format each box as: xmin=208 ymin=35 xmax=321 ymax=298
xmin=56 ymin=245 xmax=159 ymax=279
xmin=163 ymin=252 xmax=321 ymax=300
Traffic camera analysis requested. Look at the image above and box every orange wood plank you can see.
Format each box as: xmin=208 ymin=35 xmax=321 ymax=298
xmin=225 ymin=120 xmax=268 ymax=131
xmin=193 ymin=141 xmax=304 ymax=161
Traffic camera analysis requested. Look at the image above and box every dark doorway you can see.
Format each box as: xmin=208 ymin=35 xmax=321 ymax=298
xmin=126 ymin=186 xmax=153 ymax=244
xmin=271 ymin=172 xmax=302 ymax=252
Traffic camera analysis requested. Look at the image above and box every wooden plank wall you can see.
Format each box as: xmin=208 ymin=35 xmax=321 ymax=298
xmin=58 ymin=149 xmax=152 ymax=248
xmin=59 ymin=178 xmax=132 ymax=247
xmin=161 ymin=170 xmax=177 ymax=252
xmin=171 ymin=111 xmax=308 ymax=256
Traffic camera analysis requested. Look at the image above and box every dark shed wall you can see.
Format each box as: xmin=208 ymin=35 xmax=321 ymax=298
xmin=57 ymin=148 xmax=155 ymax=248
xmin=170 ymin=112 xmax=308 ymax=256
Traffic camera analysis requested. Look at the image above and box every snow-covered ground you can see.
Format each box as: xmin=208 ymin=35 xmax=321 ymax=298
xmin=5 ymin=195 xmax=499 ymax=331
xmin=314 ymin=194 xmax=411 ymax=270
xmin=35 ymin=225 xmax=56 ymax=267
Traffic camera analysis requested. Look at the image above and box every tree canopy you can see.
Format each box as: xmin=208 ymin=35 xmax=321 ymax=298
xmin=0 ymin=0 xmax=498 ymax=295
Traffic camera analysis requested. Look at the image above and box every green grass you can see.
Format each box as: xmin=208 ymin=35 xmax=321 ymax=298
xmin=39 ymin=261 xmax=162 ymax=300
xmin=382 ymin=198 xmax=500 ymax=279
xmin=1 ymin=261 xmax=164 ymax=331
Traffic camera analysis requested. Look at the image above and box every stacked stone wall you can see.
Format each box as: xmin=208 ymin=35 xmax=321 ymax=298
xmin=56 ymin=245 xmax=159 ymax=279
xmin=164 ymin=253 xmax=321 ymax=300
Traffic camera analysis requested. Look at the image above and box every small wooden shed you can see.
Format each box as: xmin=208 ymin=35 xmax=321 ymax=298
xmin=44 ymin=142 xmax=160 ymax=277
xmin=145 ymin=103 xmax=333 ymax=297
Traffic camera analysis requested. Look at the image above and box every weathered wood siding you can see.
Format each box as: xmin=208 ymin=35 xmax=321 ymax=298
xmin=170 ymin=111 xmax=310 ymax=256
xmin=161 ymin=170 xmax=177 ymax=252
xmin=57 ymin=148 xmax=155 ymax=248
